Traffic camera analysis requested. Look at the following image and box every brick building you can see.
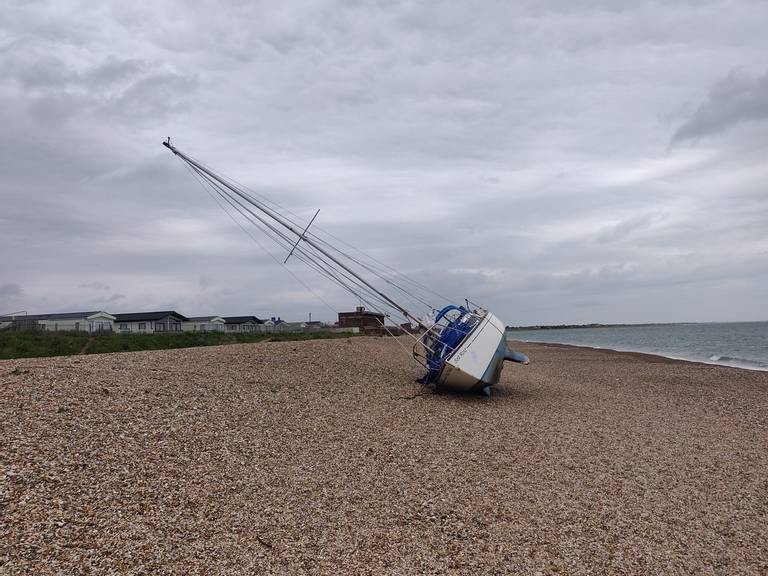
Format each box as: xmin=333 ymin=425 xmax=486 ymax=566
xmin=337 ymin=306 xmax=385 ymax=330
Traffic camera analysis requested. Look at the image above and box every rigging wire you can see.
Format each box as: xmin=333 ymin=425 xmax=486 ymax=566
xmin=176 ymin=150 xmax=431 ymax=330
xmin=189 ymin=164 xmax=407 ymax=318
xmin=189 ymin=165 xmax=478 ymax=342
xmin=188 ymin=166 xmax=428 ymax=356
xmin=180 ymin=161 xmax=340 ymax=318
xmin=184 ymin=160 xmax=424 ymax=335
xmin=178 ymin=149 xmax=452 ymax=307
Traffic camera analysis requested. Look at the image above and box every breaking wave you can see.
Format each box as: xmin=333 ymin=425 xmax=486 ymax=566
xmin=707 ymin=355 xmax=768 ymax=370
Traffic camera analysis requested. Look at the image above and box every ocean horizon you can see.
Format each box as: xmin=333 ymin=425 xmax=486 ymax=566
xmin=507 ymin=321 xmax=768 ymax=371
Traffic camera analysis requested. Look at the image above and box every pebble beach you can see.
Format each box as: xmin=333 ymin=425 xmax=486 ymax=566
xmin=2 ymin=337 xmax=767 ymax=575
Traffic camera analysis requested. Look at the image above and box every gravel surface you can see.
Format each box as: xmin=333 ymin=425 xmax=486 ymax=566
xmin=2 ymin=337 xmax=767 ymax=575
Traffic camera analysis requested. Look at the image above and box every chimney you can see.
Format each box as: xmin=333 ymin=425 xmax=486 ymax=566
xmin=356 ymin=306 xmax=365 ymax=313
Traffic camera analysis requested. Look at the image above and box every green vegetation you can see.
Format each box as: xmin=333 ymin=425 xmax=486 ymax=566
xmin=0 ymin=330 xmax=354 ymax=360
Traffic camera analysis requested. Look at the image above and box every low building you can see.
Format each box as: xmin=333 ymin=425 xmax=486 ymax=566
xmin=274 ymin=321 xmax=308 ymax=333
xmin=0 ymin=311 xmax=115 ymax=332
xmin=182 ymin=316 xmax=226 ymax=332
xmin=338 ymin=306 xmax=385 ymax=330
xmin=222 ymin=316 xmax=263 ymax=332
xmin=114 ymin=311 xmax=189 ymax=334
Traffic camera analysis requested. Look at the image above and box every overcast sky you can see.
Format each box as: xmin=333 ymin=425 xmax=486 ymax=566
xmin=2 ymin=0 xmax=767 ymax=325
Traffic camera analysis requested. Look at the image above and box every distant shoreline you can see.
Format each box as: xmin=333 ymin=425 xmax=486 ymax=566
xmin=505 ymin=320 xmax=766 ymax=331
xmin=509 ymin=323 xmax=632 ymax=331
xmin=507 ymin=338 xmax=768 ymax=372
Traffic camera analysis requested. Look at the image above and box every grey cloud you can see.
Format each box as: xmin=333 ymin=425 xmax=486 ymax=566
xmin=0 ymin=283 xmax=24 ymax=315
xmin=0 ymin=283 xmax=23 ymax=297
xmin=85 ymin=56 xmax=146 ymax=87
xmin=595 ymin=213 xmax=657 ymax=244
xmin=95 ymin=293 xmax=126 ymax=303
xmin=1 ymin=1 xmax=768 ymax=324
xmin=15 ymin=54 xmax=72 ymax=89
xmin=1 ymin=39 xmax=196 ymax=126
xmin=102 ymin=70 xmax=197 ymax=120
xmin=673 ymin=69 xmax=768 ymax=143
xmin=79 ymin=282 xmax=111 ymax=291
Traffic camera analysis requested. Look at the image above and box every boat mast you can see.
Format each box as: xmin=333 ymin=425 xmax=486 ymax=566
xmin=163 ymin=140 xmax=431 ymax=331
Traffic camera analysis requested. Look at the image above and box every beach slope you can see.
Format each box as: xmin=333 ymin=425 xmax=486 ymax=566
xmin=2 ymin=338 xmax=767 ymax=574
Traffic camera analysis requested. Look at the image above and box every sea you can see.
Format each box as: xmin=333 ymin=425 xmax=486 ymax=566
xmin=507 ymin=321 xmax=768 ymax=371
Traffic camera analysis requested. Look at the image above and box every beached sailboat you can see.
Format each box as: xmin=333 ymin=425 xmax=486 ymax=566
xmin=163 ymin=139 xmax=528 ymax=395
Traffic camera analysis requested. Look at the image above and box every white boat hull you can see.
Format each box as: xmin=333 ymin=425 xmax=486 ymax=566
xmin=436 ymin=312 xmax=526 ymax=392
